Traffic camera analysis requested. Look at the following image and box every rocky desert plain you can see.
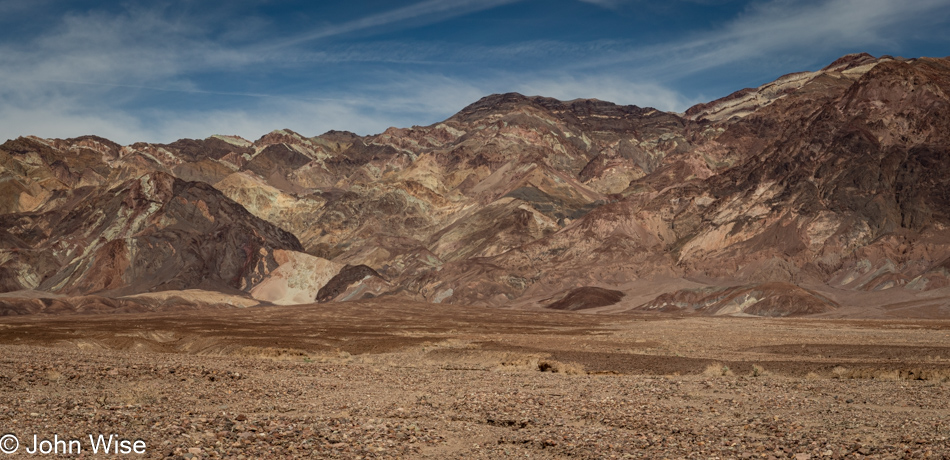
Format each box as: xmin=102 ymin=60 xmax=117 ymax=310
xmin=1 ymin=53 xmax=950 ymax=458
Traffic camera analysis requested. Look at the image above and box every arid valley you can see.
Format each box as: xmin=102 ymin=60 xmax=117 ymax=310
xmin=3 ymin=51 xmax=950 ymax=458
xmin=1 ymin=301 xmax=950 ymax=458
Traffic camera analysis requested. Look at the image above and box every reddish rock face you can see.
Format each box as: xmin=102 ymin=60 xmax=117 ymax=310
xmin=2 ymin=54 xmax=949 ymax=316
xmin=543 ymin=287 xmax=625 ymax=311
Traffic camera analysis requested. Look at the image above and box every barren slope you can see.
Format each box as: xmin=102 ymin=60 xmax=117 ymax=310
xmin=2 ymin=53 xmax=949 ymax=317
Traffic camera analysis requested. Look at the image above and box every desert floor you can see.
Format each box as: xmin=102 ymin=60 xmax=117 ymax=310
xmin=1 ymin=300 xmax=949 ymax=459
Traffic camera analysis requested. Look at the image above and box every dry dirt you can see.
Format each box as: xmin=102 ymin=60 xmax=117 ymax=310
xmin=1 ymin=300 xmax=950 ymax=459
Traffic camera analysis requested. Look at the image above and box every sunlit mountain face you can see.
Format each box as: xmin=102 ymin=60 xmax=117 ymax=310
xmin=3 ymin=53 xmax=950 ymax=317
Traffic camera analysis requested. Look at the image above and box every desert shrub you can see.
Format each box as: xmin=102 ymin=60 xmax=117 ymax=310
xmin=704 ymin=363 xmax=733 ymax=377
xmin=537 ymin=359 xmax=585 ymax=375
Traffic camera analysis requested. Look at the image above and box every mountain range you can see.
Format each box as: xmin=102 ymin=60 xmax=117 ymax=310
xmin=2 ymin=52 xmax=950 ymax=317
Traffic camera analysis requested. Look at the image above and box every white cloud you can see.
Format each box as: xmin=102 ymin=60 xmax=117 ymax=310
xmin=0 ymin=7 xmax=255 ymax=99
xmin=0 ymin=7 xmax=255 ymax=143
xmin=0 ymin=66 xmax=490 ymax=144
xmin=145 ymin=76 xmax=489 ymax=141
xmin=581 ymin=0 xmax=950 ymax=76
xmin=268 ymin=0 xmax=525 ymax=49
xmin=0 ymin=97 xmax=154 ymax=144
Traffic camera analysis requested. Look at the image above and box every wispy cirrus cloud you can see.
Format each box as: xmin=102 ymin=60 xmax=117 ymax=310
xmin=267 ymin=0 xmax=525 ymax=49
xmin=580 ymin=0 xmax=950 ymax=77
xmin=0 ymin=1 xmax=522 ymax=143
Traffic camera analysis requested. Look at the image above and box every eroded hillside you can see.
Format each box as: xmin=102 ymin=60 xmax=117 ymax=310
xmin=2 ymin=53 xmax=949 ymax=317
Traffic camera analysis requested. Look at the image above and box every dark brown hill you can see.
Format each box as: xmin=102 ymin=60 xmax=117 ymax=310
xmin=0 ymin=171 xmax=302 ymax=295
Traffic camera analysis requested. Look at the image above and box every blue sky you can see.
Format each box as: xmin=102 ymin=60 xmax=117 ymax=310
xmin=1 ymin=0 xmax=949 ymax=144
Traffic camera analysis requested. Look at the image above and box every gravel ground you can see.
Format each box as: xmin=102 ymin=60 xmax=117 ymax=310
xmin=0 ymin=304 xmax=949 ymax=459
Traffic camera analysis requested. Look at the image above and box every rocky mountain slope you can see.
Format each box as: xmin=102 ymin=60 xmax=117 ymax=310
xmin=2 ymin=53 xmax=949 ymax=317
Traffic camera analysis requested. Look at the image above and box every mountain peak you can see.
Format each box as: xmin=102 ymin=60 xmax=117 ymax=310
xmin=454 ymin=92 xmax=533 ymax=115
xmin=686 ymin=52 xmax=892 ymax=122
xmin=449 ymin=92 xmax=650 ymax=128
xmin=822 ymin=52 xmax=879 ymax=72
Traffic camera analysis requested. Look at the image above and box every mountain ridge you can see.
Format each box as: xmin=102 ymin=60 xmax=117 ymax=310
xmin=2 ymin=53 xmax=949 ymax=318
